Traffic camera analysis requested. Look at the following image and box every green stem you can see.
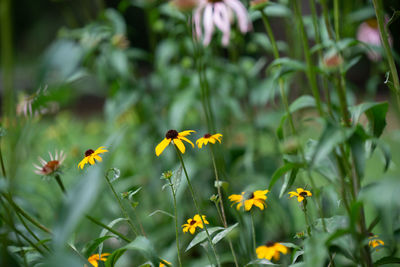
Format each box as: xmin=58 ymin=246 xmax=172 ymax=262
xmin=86 ymin=215 xmax=131 ymax=243
xmin=333 ymin=0 xmax=340 ymax=40
xmin=169 ymin=182 xmax=183 ymax=267
xmin=104 ymin=174 xmax=139 ymax=237
xmin=175 ymin=146 xmax=220 ymax=267
xmin=372 ymin=0 xmax=400 ymax=107
xmin=302 ymin=202 xmax=312 ymax=237
xmin=292 ymin=0 xmax=324 ymax=116
xmin=0 ymin=0 xmax=14 ymax=117
xmin=55 ymin=174 xmax=66 ymax=194
xmin=209 ymin=147 xmax=239 ymax=267
xmin=0 ymin=142 xmax=6 ymax=178
xmin=250 ymin=211 xmax=257 ymax=258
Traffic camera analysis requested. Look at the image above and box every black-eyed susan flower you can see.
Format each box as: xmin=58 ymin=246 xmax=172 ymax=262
xmin=155 ymin=130 xmax=195 ymax=156
xmin=33 ymin=150 xmax=66 ymax=176
xmin=228 ymin=190 xmax=269 ymax=211
xmin=78 ymin=146 xmax=108 ymax=169
xmin=256 ymin=242 xmax=288 ymax=261
xmin=159 ymin=259 xmax=171 ymax=267
xmin=288 ymin=188 xmax=312 ymax=202
xmin=87 ymin=253 xmax=110 ymax=267
xmin=196 ymin=133 xmax=223 ymax=148
xmin=182 ymin=214 xmax=209 ymax=234
xmin=368 ymin=235 xmax=384 ymax=250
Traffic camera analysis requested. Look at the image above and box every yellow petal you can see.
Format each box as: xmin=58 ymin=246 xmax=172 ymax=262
xmin=94 ymin=155 xmax=103 ymax=162
xmin=189 ymin=226 xmax=196 ymax=234
xmin=275 ymin=243 xmax=288 ymax=254
xmin=253 ymin=200 xmax=265 ymax=210
xmin=296 ymin=188 xmax=304 ymax=193
xmin=174 ymin=139 xmax=186 ymax=154
xmin=179 ymin=136 xmax=194 ymax=148
xmin=179 ymin=130 xmax=195 ymax=137
xmin=244 ymin=199 xmax=254 ymax=211
xmin=155 ymin=138 xmax=171 ymax=156
xmin=196 ymin=138 xmax=204 ymax=149
xmin=209 ymin=138 xmax=216 ymax=144
xmin=297 ymin=196 xmax=304 ymax=202
xmin=78 ymin=158 xmax=88 ymax=169
xmin=88 ymin=156 xmax=95 ymax=165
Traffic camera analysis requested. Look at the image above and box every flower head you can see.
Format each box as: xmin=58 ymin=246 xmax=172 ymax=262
xmin=288 ymin=188 xmax=312 ymax=202
xmin=155 ymin=130 xmax=195 ymax=156
xmin=78 ymin=146 xmax=108 ymax=169
xmin=34 ymin=150 xmax=66 ymax=176
xmin=182 ymin=214 xmax=209 ymax=234
xmin=229 ymin=190 xmax=269 ymax=211
xmin=357 ymin=18 xmax=392 ymax=61
xmin=193 ymin=0 xmax=251 ymax=46
xmin=196 ymin=133 xmax=222 ymax=148
xmin=256 ymin=242 xmax=288 ymax=261
xmin=368 ymin=234 xmax=384 ymax=251
xmin=87 ymin=253 xmax=110 ymax=267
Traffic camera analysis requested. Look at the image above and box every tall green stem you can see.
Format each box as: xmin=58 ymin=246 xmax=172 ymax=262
xmin=104 ymin=175 xmax=139 ymax=237
xmin=372 ymin=0 xmax=400 ymax=107
xmin=292 ymin=0 xmax=324 ymax=116
xmin=175 ymin=146 xmax=220 ymax=267
xmin=250 ymin=211 xmax=256 ymax=257
xmin=209 ymin=147 xmax=239 ymax=267
xmin=86 ymin=215 xmax=131 ymax=243
xmin=169 ymin=182 xmax=183 ymax=267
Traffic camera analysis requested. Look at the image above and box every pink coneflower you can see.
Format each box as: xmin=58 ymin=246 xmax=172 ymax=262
xmin=33 ymin=151 xmax=66 ymax=176
xmin=193 ymin=0 xmax=251 ymax=46
xmin=357 ymin=18 xmax=391 ymax=62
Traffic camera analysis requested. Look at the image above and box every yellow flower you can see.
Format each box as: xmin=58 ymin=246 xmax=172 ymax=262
xmin=229 ymin=190 xmax=269 ymax=211
xmin=369 ymin=235 xmax=384 ymax=250
xmin=155 ymin=130 xmax=195 ymax=156
xmin=159 ymin=259 xmax=171 ymax=267
xmin=182 ymin=214 xmax=209 ymax=234
xmin=87 ymin=253 xmax=110 ymax=267
xmin=78 ymin=146 xmax=108 ymax=169
xmin=196 ymin=133 xmax=223 ymax=148
xmin=256 ymin=242 xmax=288 ymax=261
xmin=288 ymin=188 xmax=312 ymax=202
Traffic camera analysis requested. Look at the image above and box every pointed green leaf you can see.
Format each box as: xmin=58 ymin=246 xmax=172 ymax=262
xmin=212 ymin=223 xmax=238 ymax=244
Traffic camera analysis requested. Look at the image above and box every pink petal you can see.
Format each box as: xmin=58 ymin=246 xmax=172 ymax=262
xmin=213 ymin=3 xmax=231 ymax=46
xmin=224 ymin=0 xmax=250 ymax=33
xmin=203 ymin=4 xmax=215 ymax=46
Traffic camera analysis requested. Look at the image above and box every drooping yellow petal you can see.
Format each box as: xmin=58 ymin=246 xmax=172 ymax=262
xmin=288 ymin=192 xmax=298 ymax=198
xmin=297 ymin=196 xmax=304 ymax=202
xmin=155 ymin=138 xmax=171 ymax=156
xmin=189 ymin=226 xmax=196 ymax=234
xmin=253 ymin=199 xmax=266 ymax=210
xmin=174 ymin=139 xmax=186 ymax=154
xmin=196 ymin=138 xmax=204 ymax=149
xmin=275 ymin=243 xmax=288 ymax=254
xmin=209 ymin=138 xmax=216 ymax=144
xmin=296 ymin=188 xmax=304 ymax=193
xmin=94 ymin=155 xmax=103 ymax=162
xmin=94 ymin=147 xmax=108 ymax=154
xmin=179 ymin=136 xmax=194 ymax=147
xmin=88 ymin=156 xmax=96 ymax=165
xmin=78 ymin=157 xmax=88 ymax=169
xmin=244 ymin=199 xmax=254 ymax=211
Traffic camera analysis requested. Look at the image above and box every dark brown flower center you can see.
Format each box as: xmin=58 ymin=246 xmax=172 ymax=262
xmin=366 ymin=18 xmax=378 ymax=29
xmin=265 ymin=241 xmax=275 ymax=247
xmin=248 ymin=192 xmax=255 ymax=200
xmin=43 ymin=160 xmax=60 ymax=172
xmin=208 ymin=0 xmax=223 ymax=3
xmin=166 ymin=130 xmax=179 ymax=139
xmin=85 ymin=149 xmax=95 ymax=157
xmin=190 ymin=219 xmax=197 ymax=225
xmin=204 ymin=133 xmax=212 ymax=138
xmin=299 ymin=191 xmax=308 ymax=197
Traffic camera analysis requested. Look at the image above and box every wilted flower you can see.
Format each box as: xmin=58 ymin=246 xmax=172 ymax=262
xmin=34 ymin=151 xmax=66 ymax=176
xmin=357 ymin=18 xmax=391 ymax=61
xmin=256 ymin=242 xmax=288 ymax=261
xmin=288 ymin=188 xmax=312 ymax=202
xmin=196 ymin=133 xmax=222 ymax=148
xmin=322 ymin=53 xmax=343 ymax=69
xmin=229 ymin=190 xmax=269 ymax=211
xmin=86 ymin=253 xmax=110 ymax=267
xmin=193 ymin=0 xmax=251 ymax=46
xmin=111 ymin=34 xmax=130 ymax=49
xmin=182 ymin=214 xmax=209 ymax=234
xmin=155 ymin=130 xmax=195 ymax=156
xmin=78 ymin=146 xmax=108 ymax=169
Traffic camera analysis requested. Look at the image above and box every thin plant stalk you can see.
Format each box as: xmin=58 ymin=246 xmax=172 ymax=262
xmin=333 ymin=0 xmax=340 ymax=40
xmin=250 ymin=211 xmax=256 ymax=257
xmin=260 ymin=8 xmax=328 ymax=232
xmin=302 ymin=202 xmax=312 ymax=237
xmin=372 ymin=0 xmax=400 ymax=107
xmin=104 ymin=174 xmax=139 ymax=237
xmin=291 ymin=0 xmax=324 ymax=116
xmin=209 ymin=146 xmax=239 ymax=267
xmin=168 ymin=181 xmax=183 ymax=267
xmin=174 ymin=146 xmax=220 ymax=267
xmin=86 ymin=215 xmax=132 ymax=243
xmin=54 ymin=174 xmax=66 ymax=194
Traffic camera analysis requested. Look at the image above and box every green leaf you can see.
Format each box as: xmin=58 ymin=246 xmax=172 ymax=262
xmin=246 ymin=259 xmax=277 ymax=266
xmin=349 ymin=125 xmax=369 ymax=179
xmin=311 ymin=121 xmax=355 ymax=166
xmin=278 ymin=168 xmax=299 ymax=198
xmin=52 ymin=165 xmax=103 ymax=249
xmin=269 ymin=162 xmax=303 ymax=190
xmin=148 ymin=210 xmax=174 ymax=219
xmin=99 ymin=218 xmax=128 ymax=253
xmin=263 ymin=3 xmax=291 ymax=17
xmin=268 ymin=58 xmax=306 ymax=74
xmin=172 ymin=166 xmax=182 ymax=194
xmin=212 ymin=223 xmax=239 ymax=244
xmin=349 ymin=102 xmax=388 ymax=138
xmin=289 ymin=95 xmax=316 ymax=113
xmin=186 ymin=227 xmax=224 ymax=251
xmin=105 ymin=249 xmax=127 ymax=267
xmin=82 ymin=236 xmax=113 ymax=258
xmin=303 ymin=233 xmax=329 ymax=267
xmin=375 ymin=256 xmax=400 ymax=266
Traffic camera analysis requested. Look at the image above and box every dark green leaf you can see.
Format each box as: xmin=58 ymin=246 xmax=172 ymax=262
xmin=186 ymin=227 xmax=224 ymax=251
xmin=82 ymin=236 xmax=113 ymax=258
xmin=375 ymin=256 xmax=400 ymax=266
xmin=269 ymin=162 xmax=303 ymax=191
xmin=212 ymin=223 xmax=238 ymax=244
